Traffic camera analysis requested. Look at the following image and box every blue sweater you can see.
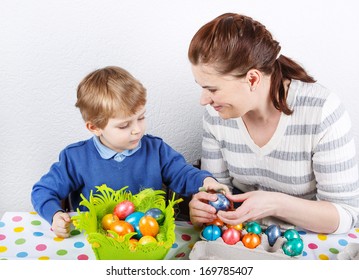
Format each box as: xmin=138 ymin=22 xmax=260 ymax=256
xmin=31 ymin=135 xmax=212 ymax=224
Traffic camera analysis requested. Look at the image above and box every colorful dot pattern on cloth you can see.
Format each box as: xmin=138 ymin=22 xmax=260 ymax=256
xmin=1 ymin=212 xmax=358 ymax=260
xmin=0 ymin=212 xmax=95 ymax=260
xmin=297 ymin=227 xmax=359 ymax=260
xmin=0 ymin=212 xmax=200 ymax=260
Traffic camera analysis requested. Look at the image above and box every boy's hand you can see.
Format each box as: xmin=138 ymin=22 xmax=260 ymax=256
xmin=51 ymin=211 xmax=71 ymax=238
xmin=200 ymin=177 xmax=231 ymax=194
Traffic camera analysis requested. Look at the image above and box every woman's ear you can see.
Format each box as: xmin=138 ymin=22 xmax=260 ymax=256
xmin=246 ymin=69 xmax=261 ymax=91
xmin=86 ymin=121 xmax=102 ymax=136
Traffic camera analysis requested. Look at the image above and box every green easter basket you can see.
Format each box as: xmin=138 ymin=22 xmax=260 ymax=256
xmin=72 ymin=184 xmax=182 ymax=260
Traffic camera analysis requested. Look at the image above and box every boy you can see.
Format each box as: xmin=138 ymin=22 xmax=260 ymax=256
xmin=31 ymin=66 xmax=228 ymax=238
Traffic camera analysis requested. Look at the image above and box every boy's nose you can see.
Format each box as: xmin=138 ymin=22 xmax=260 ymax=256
xmin=131 ymin=129 xmax=140 ymax=135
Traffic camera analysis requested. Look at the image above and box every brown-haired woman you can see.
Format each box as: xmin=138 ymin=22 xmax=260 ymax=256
xmin=188 ymin=13 xmax=359 ymax=234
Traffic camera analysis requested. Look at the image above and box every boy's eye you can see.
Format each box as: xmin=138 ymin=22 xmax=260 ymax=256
xmin=139 ymin=116 xmax=145 ymax=120
xmin=118 ymin=123 xmax=129 ymax=129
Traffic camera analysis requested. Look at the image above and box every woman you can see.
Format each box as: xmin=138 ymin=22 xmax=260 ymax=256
xmin=188 ymin=13 xmax=359 ymax=234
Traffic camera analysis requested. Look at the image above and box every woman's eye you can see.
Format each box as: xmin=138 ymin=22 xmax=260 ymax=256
xmin=208 ymin=89 xmax=217 ymax=93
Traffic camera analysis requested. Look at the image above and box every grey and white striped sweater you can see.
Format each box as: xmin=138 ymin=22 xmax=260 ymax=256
xmin=201 ymin=79 xmax=359 ymax=233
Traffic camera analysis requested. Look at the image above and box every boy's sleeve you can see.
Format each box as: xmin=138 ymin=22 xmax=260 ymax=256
xmin=31 ymin=149 xmax=78 ymax=224
xmin=159 ymin=141 xmax=213 ymax=196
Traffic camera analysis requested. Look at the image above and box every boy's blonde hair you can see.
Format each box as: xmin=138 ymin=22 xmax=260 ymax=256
xmin=75 ymin=66 xmax=147 ymax=129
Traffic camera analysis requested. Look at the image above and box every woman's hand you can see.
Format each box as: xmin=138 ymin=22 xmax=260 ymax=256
xmin=217 ymin=191 xmax=278 ymax=225
xmin=51 ymin=211 xmax=72 ymax=238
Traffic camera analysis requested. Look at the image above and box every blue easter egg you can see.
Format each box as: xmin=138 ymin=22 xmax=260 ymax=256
xmin=265 ymin=224 xmax=281 ymax=246
xmin=209 ymin=193 xmax=231 ymax=212
xmin=201 ymin=225 xmax=222 ymax=241
xmin=145 ymin=208 xmax=165 ymax=225
xmin=125 ymin=211 xmax=145 ymax=239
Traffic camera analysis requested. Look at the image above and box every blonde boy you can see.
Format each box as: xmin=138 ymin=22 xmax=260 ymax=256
xmin=31 ymin=66 xmax=227 ymax=237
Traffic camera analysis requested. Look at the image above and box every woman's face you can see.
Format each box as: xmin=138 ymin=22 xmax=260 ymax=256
xmin=191 ymin=64 xmax=254 ymax=119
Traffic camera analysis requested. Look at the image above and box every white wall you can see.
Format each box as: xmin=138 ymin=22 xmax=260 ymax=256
xmin=1 ymin=0 xmax=359 ymax=218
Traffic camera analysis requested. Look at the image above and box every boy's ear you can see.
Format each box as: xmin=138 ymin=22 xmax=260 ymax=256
xmin=86 ymin=121 xmax=102 ymax=136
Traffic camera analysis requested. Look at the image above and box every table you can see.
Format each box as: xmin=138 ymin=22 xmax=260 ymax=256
xmin=1 ymin=212 xmax=358 ymax=260
xmin=0 ymin=212 xmax=200 ymax=260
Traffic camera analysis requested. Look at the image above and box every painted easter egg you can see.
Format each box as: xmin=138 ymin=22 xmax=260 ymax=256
xmin=145 ymin=208 xmax=165 ymax=225
xmin=138 ymin=235 xmax=157 ymax=245
xmin=245 ymin=221 xmax=262 ymax=234
xmin=201 ymin=225 xmax=222 ymax=241
xmin=206 ymin=217 xmax=224 ymax=227
xmin=139 ymin=216 xmax=159 ymax=237
xmin=283 ymin=229 xmax=300 ymax=240
xmin=101 ymin=213 xmax=120 ymax=230
xmin=226 ymin=223 xmax=243 ymax=231
xmin=109 ymin=220 xmax=134 ymax=236
xmin=222 ymin=228 xmax=241 ymax=245
xmin=209 ymin=193 xmax=231 ymax=212
xmin=265 ymin=224 xmax=282 ymax=246
xmin=125 ymin=211 xmax=145 ymax=239
xmin=113 ymin=200 xmax=135 ymax=220
xmin=282 ymin=238 xmax=304 ymax=257
xmin=242 ymin=233 xmax=261 ymax=249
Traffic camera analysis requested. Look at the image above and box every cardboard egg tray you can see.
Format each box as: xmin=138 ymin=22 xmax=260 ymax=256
xmin=189 ymin=233 xmax=298 ymax=260
xmin=337 ymin=243 xmax=359 ymax=260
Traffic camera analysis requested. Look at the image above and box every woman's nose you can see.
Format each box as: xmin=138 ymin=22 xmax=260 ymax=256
xmin=200 ymin=91 xmax=213 ymax=106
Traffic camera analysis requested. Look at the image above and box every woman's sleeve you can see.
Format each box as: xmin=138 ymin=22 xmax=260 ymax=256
xmin=312 ymin=93 xmax=359 ymax=233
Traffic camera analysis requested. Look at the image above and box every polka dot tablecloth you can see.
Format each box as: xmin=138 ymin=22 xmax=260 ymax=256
xmin=296 ymin=227 xmax=359 ymax=260
xmin=0 ymin=212 xmax=201 ymax=260
xmin=1 ymin=212 xmax=358 ymax=260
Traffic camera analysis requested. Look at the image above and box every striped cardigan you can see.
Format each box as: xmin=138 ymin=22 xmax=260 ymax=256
xmin=201 ymin=79 xmax=359 ymax=233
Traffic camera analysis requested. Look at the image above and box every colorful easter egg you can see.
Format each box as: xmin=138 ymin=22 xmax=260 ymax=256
xmin=209 ymin=193 xmax=231 ymax=212
xmin=265 ymin=224 xmax=281 ymax=246
xmin=139 ymin=216 xmax=159 ymax=237
xmin=242 ymin=233 xmax=261 ymax=249
xmin=145 ymin=208 xmax=165 ymax=225
xmin=222 ymin=228 xmax=241 ymax=245
xmin=201 ymin=225 xmax=222 ymax=241
xmin=125 ymin=211 xmax=145 ymax=239
xmin=245 ymin=221 xmax=262 ymax=234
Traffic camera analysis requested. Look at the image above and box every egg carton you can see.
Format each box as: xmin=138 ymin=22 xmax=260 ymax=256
xmin=337 ymin=243 xmax=359 ymax=260
xmin=189 ymin=234 xmax=298 ymax=260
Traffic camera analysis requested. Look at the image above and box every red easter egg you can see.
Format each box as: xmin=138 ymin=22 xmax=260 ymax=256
xmin=222 ymin=228 xmax=241 ymax=245
xmin=113 ymin=200 xmax=135 ymax=219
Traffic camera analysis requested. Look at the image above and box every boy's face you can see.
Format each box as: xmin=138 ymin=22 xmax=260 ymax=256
xmin=92 ymin=106 xmax=146 ymax=153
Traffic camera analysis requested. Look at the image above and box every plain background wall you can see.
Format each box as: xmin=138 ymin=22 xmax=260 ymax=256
xmin=1 ymin=0 xmax=359 ymax=219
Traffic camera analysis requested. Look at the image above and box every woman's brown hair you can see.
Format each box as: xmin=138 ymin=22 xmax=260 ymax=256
xmin=188 ymin=13 xmax=315 ymax=115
